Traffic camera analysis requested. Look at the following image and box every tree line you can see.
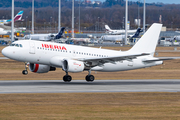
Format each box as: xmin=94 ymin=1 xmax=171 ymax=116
xmin=0 ymin=0 xmax=180 ymax=31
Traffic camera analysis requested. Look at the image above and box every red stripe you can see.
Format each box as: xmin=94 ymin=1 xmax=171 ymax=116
xmin=33 ymin=64 xmax=39 ymax=73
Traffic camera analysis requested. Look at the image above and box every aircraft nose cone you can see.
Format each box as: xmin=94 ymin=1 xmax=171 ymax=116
xmin=2 ymin=47 xmax=10 ymax=57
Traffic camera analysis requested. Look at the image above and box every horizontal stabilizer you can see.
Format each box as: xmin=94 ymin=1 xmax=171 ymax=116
xmin=142 ymin=58 xmax=174 ymax=63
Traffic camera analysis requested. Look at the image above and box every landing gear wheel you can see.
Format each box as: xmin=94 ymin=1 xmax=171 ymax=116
xmin=63 ymin=75 xmax=72 ymax=82
xmin=22 ymin=62 xmax=29 ymax=75
xmin=85 ymin=75 xmax=94 ymax=82
xmin=22 ymin=70 xmax=28 ymax=75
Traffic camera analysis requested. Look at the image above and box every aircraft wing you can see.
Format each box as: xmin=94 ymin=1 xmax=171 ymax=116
xmin=77 ymin=53 xmax=149 ymax=67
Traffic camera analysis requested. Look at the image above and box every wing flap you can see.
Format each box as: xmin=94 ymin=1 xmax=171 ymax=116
xmin=77 ymin=53 xmax=149 ymax=67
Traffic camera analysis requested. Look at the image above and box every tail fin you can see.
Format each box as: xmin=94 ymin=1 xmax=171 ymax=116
xmin=55 ymin=27 xmax=65 ymax=39
xmin=14 ymin=11 xmax=23 ymax=21
xmin=4 ymin=11 xmax=23 ymax=24
xmin=105 ymin=25 xmax=111 ymax=31
xmin=128 ymin=23 xmax=162 ymax=55
xmin=131 ymin=28 xmax=143 ymax=38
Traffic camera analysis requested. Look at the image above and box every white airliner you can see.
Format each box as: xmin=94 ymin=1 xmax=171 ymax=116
xmin=105 ymin=25 xmax=137 ymax=35
xmin=101 ymin=28 xmax=142 ymax=43
xmin=2 ymin=23 xmax=167 ymax=82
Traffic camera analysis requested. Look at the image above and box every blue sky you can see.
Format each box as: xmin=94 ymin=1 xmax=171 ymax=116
xmin=129 ymin=0 xmax=180 ymax=4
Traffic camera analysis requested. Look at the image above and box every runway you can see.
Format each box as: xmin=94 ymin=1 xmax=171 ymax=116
xmin=0 ymin=80 xmax=180 ymax=93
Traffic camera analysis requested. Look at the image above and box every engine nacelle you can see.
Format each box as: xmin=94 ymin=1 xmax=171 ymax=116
xmin=62 ymin=59 xmax=85 ymax=73
xmin=29 ymin=63 xmax=56 ymax=73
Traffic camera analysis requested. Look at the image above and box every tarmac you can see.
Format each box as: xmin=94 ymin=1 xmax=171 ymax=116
xmin=0 ymin=79 xmax=180 ymax=94
xmin=0 ymin=57 xmax=8 ymax=59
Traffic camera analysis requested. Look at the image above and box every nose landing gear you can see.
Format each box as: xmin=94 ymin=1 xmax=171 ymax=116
xmin=22 ymin=62 xmax=28 ymax=75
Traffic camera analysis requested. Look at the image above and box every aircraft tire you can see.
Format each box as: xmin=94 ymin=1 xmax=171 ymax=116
xmin=22 ymin=70 xmax=28 ymax=75
xmin=85 ymin=75 xmax=94 ymax=82
xmin=63 ymin=75 xmax=72 ymax=82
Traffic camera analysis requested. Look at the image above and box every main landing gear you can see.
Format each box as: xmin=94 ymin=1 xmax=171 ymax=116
xmin=22 ymin=62 xmax=28 ymax=75
xmin=63 ymin=71 xmax=72 ymax=82
xmin=63 ymin=70 xmax=95 ymax=82
xmin=85 ymin=69 xmax=95 ymax=82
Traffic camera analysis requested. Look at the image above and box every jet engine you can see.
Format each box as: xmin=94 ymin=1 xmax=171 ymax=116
xmin=29 ymin=63 xmax=56 ymax=73
xmin=62 ymin=59 xmax=85 ymax=73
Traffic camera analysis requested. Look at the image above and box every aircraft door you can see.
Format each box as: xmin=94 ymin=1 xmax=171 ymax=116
xmin=29 ymin=41 xmax=35 ymax=54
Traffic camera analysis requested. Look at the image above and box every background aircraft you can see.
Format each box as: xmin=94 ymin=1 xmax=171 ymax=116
xmin=23 ymin=27 xmax=65 ymax=41
xmin=0 ymin=28 xmax=9 ymax=35
xmin=105 ymin=25 xmax=137 ymax=35
xmin=101 ymin=28 xmax=142 ymax=43
xmin=0 ymin=11 xmax=23 ymax=25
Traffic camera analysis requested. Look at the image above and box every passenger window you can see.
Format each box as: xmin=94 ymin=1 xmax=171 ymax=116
xmin=20 ymin=44 xmax=23 ymax=47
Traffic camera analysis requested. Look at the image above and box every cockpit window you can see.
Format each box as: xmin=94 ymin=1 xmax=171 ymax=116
xmin=10 ymin=44 xmax=23 ymax=47
xmin=10 ymin=44 xmax=15 ymax=46
xmin=15 ymin=44 xmax=19 ymax=47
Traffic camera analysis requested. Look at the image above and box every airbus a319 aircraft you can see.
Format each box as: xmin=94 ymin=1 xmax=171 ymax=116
xmin=2 ymin=23 xmax=167 ymax=82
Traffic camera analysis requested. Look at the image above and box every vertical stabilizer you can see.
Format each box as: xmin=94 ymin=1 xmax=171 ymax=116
xmin=131 ymin=28 xmax=143 ymax=38
xmin=129 ymin=23 xmax=162 ymax=55
xmin=105 ymin=25 xmax=111 ymax=31
xmin=6 ymin=11 xmax=23 ymax=23
xmin=14 ymin=11 xmax=23 ymax=21
xmin=55 ymin=27 xmax=65 ymax=39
